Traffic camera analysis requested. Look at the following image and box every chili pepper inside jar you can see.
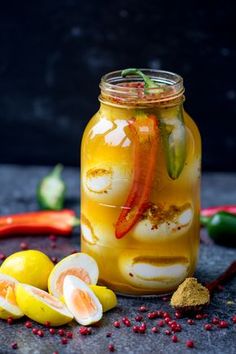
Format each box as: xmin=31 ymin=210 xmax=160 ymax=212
xmin=81 ymin=69 xmax=201 ymax=296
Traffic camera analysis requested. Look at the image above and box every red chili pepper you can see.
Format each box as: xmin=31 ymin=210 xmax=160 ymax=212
xmin=201 ymin=205 xmax=236 ymax=218
xmin=115 ymin=114 xmax=158 ymax=239
xmin=0 ymin=210 xmax=79 ymax=237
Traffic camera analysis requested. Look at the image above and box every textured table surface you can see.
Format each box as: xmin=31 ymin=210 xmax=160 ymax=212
xmin=0 ymin=165 xmax=235 ymax=354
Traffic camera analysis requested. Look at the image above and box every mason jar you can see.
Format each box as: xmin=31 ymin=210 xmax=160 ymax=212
xmin=81 ymin=69 xmax=201 ymax=296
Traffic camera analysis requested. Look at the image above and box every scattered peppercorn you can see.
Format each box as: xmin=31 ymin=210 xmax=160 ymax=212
xmin=79 ymin=327 xmax=91 ymax=335
xmin=0 ymin=253 xmax=6 ymax=261
xmin=157 ymin=320 xmax=165 ymax=327
xmin=108 ymin=344 xmax=115 ymax=352
xmin=7 ymin=317 xmax=14 ymax=325
xmin=37 ymin=330 xmax=44 ymax=337
xmin=212 ymin=317 xmax=220 ymax=325
xmin=186 ymin=340 xmax=194 ymax=348
xmin=11 ymin=342 xmax=18 ymax=350
xmin=195 ymin=314 xmax=203 ymax=320
xmin=32 ymin=328 xmax=38 ymax=335
xmin=25 ymin=321 xmax=32 ymax=328
xmin=175 ymin=311 xmax=182 ymax=319
xmin=58 ymin=329 xmax=65 ymax=336
xmin=139 ymin=305 xmax=148 ymax=312
xmin=61 ymin=338 xmax=68 ymax=345
xmin=218 ymin=320 xmax=228 ymax=328
xmin=151 ymin=326 xmax=159 ymax=333
xmin=135 ymin=315 xmax=143 ymax=322
xmin=172 ymin=335 xmax=178 ymax=343
xmin=49 ymin=328 xmax=56 ymax=335
xmin=231 ymin=315 xmax=236 ymax=324
xmin=113 ymin=321 xmax=121 ymax=328
xmin=132 ymin=325 xmax=140 ymax=333
xmin=165 ymin=329 xmax=171 ymax=335
xmin=66 ymin=331 xmax=73 ymax=339
xmin=45 ymin=321 xmax=51 ymax=328
xmin=204 ymin=324 xmax=212 ymax=331
xmin=148 ymin=311 xmax=158 ymax=319
xmin=187 ymin=319 xmax=195 ymax=325
xmin=20 ymin=242 xmax=28 ymax=250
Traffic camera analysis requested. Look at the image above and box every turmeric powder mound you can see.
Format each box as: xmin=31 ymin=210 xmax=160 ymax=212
xmin=171 ymin=278 xmax=210 ymax=309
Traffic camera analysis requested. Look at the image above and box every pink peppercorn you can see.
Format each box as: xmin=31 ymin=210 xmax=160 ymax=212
xmin=148 ymin=311 xmax=158 ymax=319
xmin=61 ymin=337 xmax=68 ymax=345
xmin=218 ymin=320 xmax=228 ymax=328
xmin=196 ymin=314 xmax=203 ymax=320
xmin=49 ymin=328 xmax=56 ymax=335
xmin=212 ymin=317 xmax=220 ymax=325
xmin=58 ymin=329 xmax=65 ymax=336
xmin=11 ymin=342 xmax=18 ymax=350
xmin=66 ymin=331 xmax=73 ymax=339
xmin=7 ymin=317 xmax=14 ymax=325
xmin=165 ymin=329 xmax=171 ymax=335
xmin=204 ymin=324 xmax=212 ymax=331
xmin=132 ymin=325 xmax=140 ymax=333
xmin=25 ymin=321 xmax=32 ymax=328
xmin=32 ymin=328 xmax=38 ymax=335
xmin=175 ymin=311 xmax=182 ymax=319
xmin=139 ymin=305 xmax=148 ymax=312
xmin=135 ymin=315 xmax=143 ymax=322
xmin=157 ymin=320 xmax=165 ymax=327
xmin=113 ymin=321 xmax=120 ymax=328
xmin=0 ymin=253 xmax=6 ymax=261
xmin=151 ymin=326 xmax=159 ymax=333
xmin=37 ymin=330 xmax=44 ymax=337
xmin=49 ymin=234 xmax=57 ymax=241
xmin=20 ymin=242 xmax=28 ymax=250
xmin=231 ymin=315 xmax=236 ymax=324
xmin=108 ymin=344 xmax=115 ymax=352
xmin=187 ymin=319 xmax=195 ymax=325
xmin=186 ymin=340 xmax=194 ymax=348
xmin=124 ymin=319 xmax=131 ymax=327
xmin=172 ymin=335 xmax=178 ymax=343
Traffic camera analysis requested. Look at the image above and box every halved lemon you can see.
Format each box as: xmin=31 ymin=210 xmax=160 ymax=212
xmin=90 ymin=285 xmax=117 ymax=312
xmin=15 ymin=283 xmax=73 ymax=326
xmin=48 ymin=253 xmax=99 ymax=298
xmin=0 ymin=274 xmax=23 ymax=319
xmin=63 ymin=275 xmax=102 ymax=325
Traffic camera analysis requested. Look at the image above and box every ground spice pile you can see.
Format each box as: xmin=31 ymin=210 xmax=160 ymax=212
xmin=170 ymin=278 xmax=210 ymax=309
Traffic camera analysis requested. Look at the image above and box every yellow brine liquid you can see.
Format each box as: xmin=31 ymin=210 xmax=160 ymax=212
xmin=81 ymin=70 xmax=201 ymax=296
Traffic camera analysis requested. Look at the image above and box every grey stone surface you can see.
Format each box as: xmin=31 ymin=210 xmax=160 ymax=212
xmin=0 ymin=165 xmax=235 ymax=353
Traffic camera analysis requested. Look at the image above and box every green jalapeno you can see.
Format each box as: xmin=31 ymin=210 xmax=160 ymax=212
xmin=159 ymin=105 xmax=186 ymax=180
xmin=206 ymin=211 xmax=236 ymax=246
xmin=37 ymin=164 xmax=66 ymax=210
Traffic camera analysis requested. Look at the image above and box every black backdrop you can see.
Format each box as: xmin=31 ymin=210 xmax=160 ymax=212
xmin=0 ymin=0 xmax=235 ymax=170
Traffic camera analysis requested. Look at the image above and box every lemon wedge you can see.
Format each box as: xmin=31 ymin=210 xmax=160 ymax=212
xmin=48 ymin=252 xmax=99 ymax=298
xmin=15 ymin=283 xmax=73 ymax=326
xmin=0 ymin=274 xmax=23 ymax=319
xmin=90 ymin=285 xmax=117 ymax=312
xmin=0 ymin=250 xmax=54 ymax=290
xmin=63 ymin=275 xmax=102 ymax=326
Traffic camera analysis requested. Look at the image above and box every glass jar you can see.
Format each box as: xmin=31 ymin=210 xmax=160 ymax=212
xmin=81 ymin=69 xmax=201 ymax=296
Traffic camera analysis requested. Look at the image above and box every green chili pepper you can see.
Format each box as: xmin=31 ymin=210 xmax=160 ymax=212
xmin=207 ymin=211 xmax=236 ymax=246
xmin=37 ymin=164 xmax=66 ymax=211
xmin=159 ymin=105 xmax=187 ymax=180
xmin=121 ymin=68 xmax=164 ymax=94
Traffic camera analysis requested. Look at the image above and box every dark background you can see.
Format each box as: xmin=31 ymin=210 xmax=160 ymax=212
xmin=0 ymin=0 xmax=235 ymax=170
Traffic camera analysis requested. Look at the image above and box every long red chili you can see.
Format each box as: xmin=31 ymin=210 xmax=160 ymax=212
xmin=115 ymin=114 xmax=158 ymax=239
xmin=0 ymin=210 xmax=79 ymax=237
xmin=201 ymin=205 xmax=236 ymax=218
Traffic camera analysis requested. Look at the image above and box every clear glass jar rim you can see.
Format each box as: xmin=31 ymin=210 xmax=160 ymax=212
xmin=100 ymin=69 xmax=184 ymax=99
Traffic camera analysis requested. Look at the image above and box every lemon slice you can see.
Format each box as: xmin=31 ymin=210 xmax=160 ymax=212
xmin=0 ymin=274 xmax=23 ymax=319
xmin=0 ymin=250 xmax=54 ymax=290
xmin=15 ymin=283 xmax=73 ymax=326
xmin=90 ymin=285 xmax=117 ymax=312
xmin=48 ymin=253 xmax=99 ymax=298
xmin=63 ymin=275 xmax=102 ymax=326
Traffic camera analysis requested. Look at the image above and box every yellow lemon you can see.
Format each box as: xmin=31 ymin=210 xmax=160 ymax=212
xmin=0 ymin=274 xmax=24 ymax=319
xmin=90 ymin=285 xmax=117 ymax=312
xmin=15 ymin=283 xmax=73 ymax=326
xmin=0 ymin=250 xmax=54 ymax=290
